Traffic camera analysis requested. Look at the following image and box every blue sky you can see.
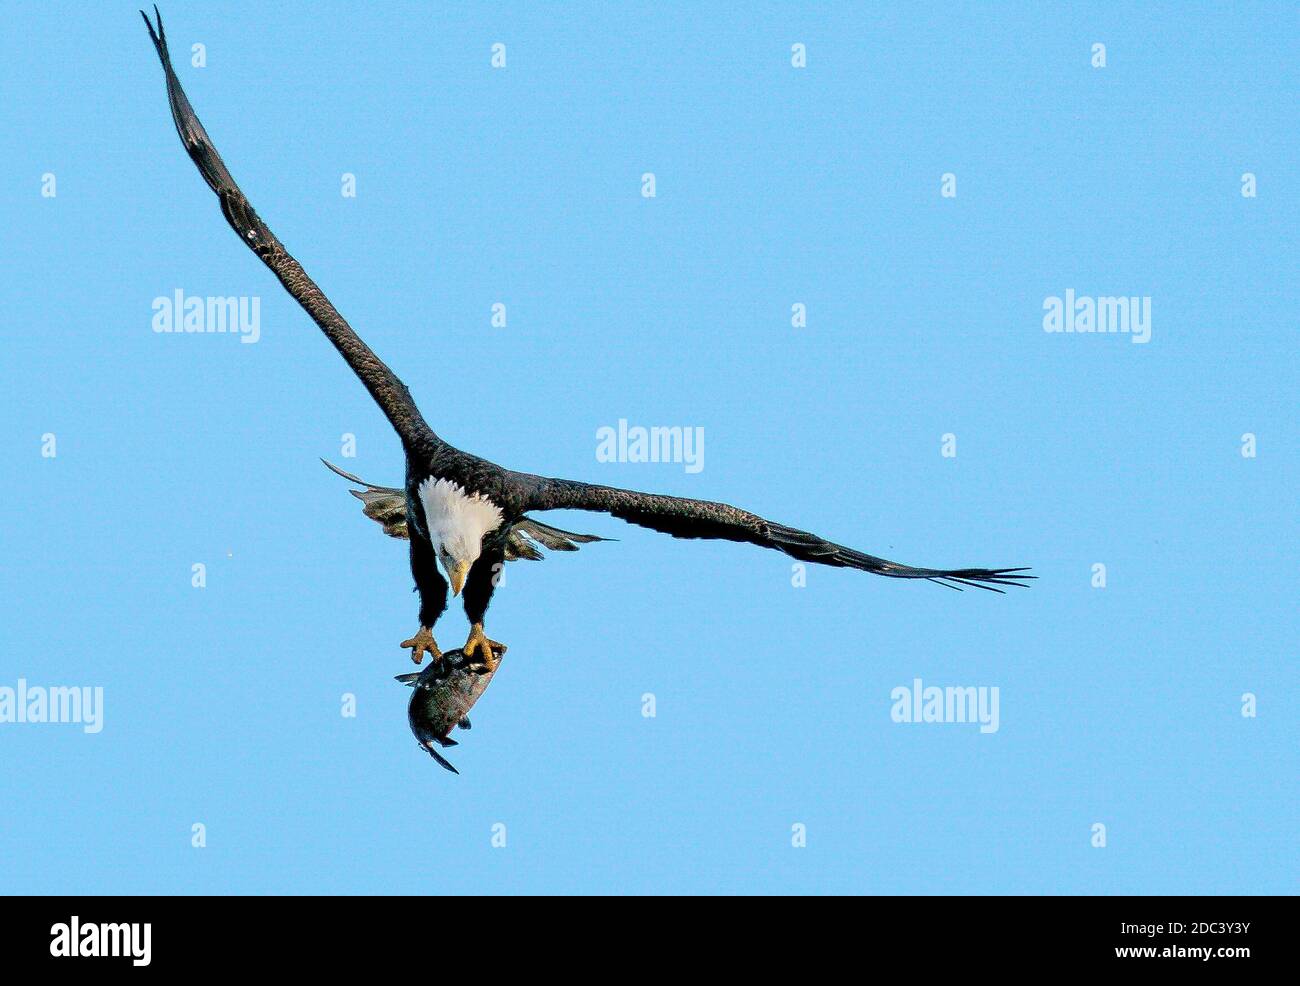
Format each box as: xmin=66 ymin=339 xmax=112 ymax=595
xmin=1 ymin=2 xmax=1295 ymax=894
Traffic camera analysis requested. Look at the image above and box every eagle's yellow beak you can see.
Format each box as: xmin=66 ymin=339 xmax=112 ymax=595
xmin=449 ymin=560 xmax=470 ymax=597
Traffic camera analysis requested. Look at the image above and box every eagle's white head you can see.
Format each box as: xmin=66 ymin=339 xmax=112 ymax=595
xmin=417 ymin=477 xmax=504 ymax=595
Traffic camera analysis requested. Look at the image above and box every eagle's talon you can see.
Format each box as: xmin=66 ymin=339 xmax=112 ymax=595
xmin=464 ymin=623 xmax=504 ymax=670
xmin=401 ymin=627 xmax=441 ymax=666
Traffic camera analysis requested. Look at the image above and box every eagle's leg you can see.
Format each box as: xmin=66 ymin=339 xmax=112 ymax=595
xmin=403 ymin=528 xmax=448 ymax=665
xmin=462 ymin=548 xmax=506 ymax=669
xmin=463 ymin=624 xmax=505 ymax=671
xmin=400 ymin=626 xmax=441 ymax=666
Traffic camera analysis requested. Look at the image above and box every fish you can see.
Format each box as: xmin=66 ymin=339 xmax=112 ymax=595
xmin=395 ymin=644 xmax=505 ymax=773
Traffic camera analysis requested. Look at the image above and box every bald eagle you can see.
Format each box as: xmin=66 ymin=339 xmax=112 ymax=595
xmin=141 ymin=8 xmax=1031 ymax=669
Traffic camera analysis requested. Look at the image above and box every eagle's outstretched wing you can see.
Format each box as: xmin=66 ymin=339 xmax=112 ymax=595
xmin=140 ymin=7 xmax=436 ymax=452
xmin=525 ymin=478 xmax=1032 ymax=592
xmin=321 ymin=461 xmax=608 ymax=561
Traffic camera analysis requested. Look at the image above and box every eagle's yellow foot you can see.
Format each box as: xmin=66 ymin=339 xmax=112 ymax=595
xmin=463 ymin=623 xmax=505 ymax=670
xmin=400 ymin=627 xmax=441 ymax=666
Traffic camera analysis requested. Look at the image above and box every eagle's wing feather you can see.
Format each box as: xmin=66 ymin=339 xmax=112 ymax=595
xmin=512 ymin=518 xmax=611 ymax=552
xmin=505 ymin=518 xmax=612 ymax=561
xmin=321 ymin=459 xmax=409 ymax=539
xmin=524 ymin=478 xmax=1032 ymax=592
xmin=140 ymin=7 xmax=436 ymax=452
